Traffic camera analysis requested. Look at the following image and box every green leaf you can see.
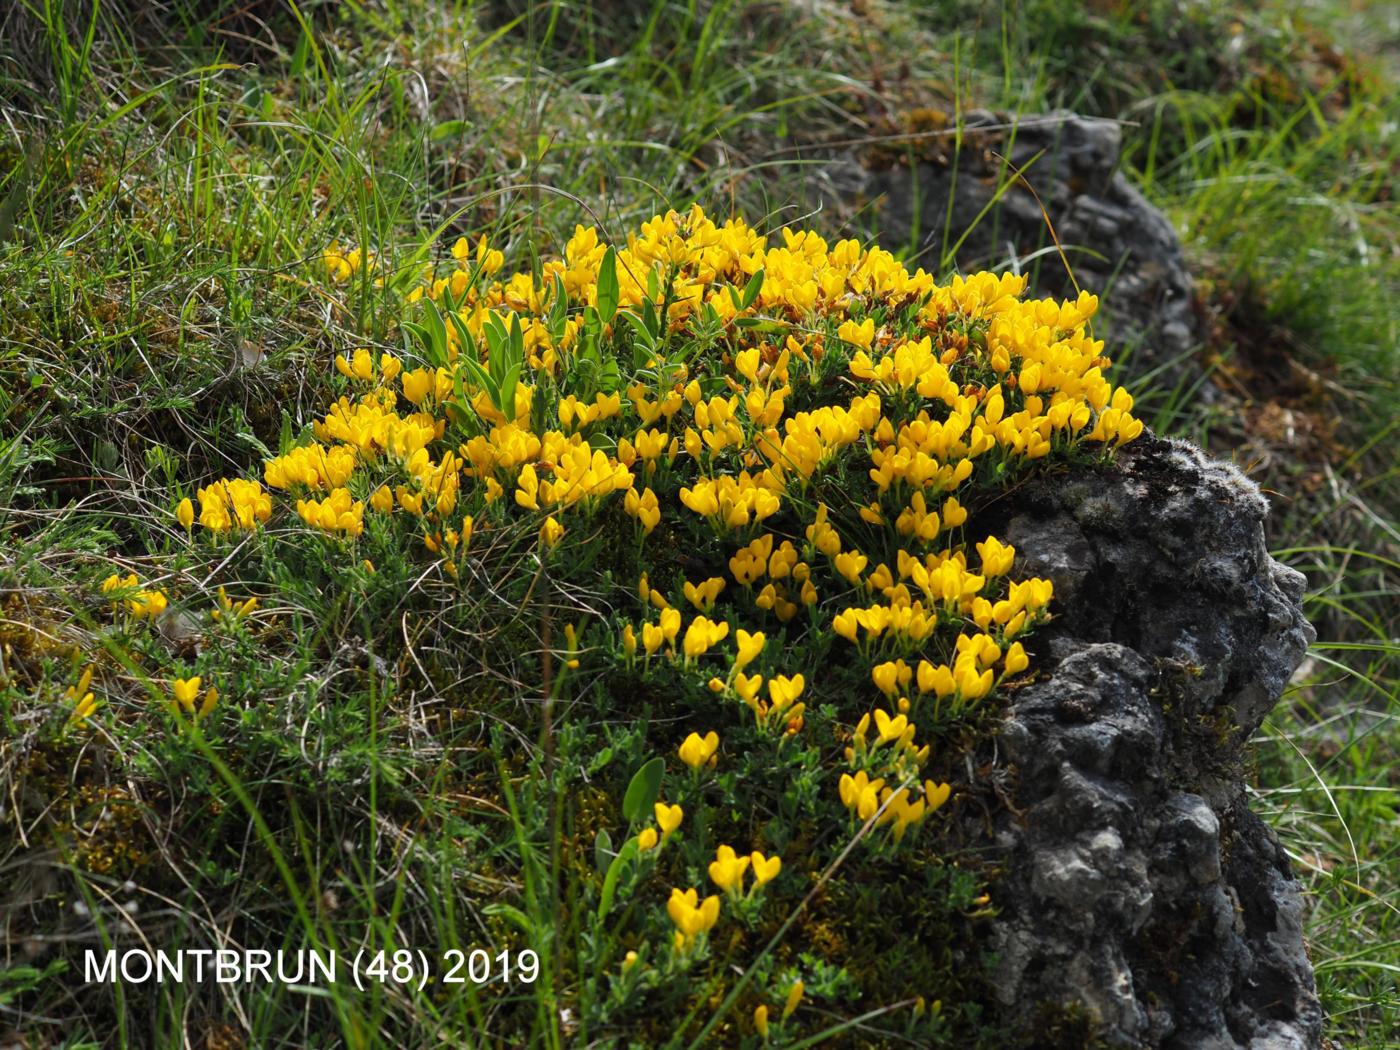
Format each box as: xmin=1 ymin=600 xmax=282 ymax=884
xmin=621 ymin=757 xmax=664 ymax=824
xmin=500 ymin=362 xmax=523 ymax=418
xmin=429 ymin=120 xmax=470 ymax=141
xmin=596 ymin=246 xmax=619 ymax=325
xmin=594 ymin=829 xmax=614 ymax=874
xmin=445 ymin=310 xmax=478 ymax=364
xmin=482 ymin=902 xmax=534 ymax=935
xmin=597 ymin=838 xmax=639 ymax=920
xmin=740 ymin=268 xmax=765 ymax=310
xmin=548 ymin=273 xmax=569 ymax=341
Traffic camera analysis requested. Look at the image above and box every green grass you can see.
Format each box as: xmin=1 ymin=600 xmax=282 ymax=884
xmin=1 ymin=0 xmax=1396 ymax=1046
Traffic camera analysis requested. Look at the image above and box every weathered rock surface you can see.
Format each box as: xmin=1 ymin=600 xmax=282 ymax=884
xmin=977 ymin=436 xmax=1320 ymax=1048
xmin=822 ymin=110 xmax=1211 ymax=396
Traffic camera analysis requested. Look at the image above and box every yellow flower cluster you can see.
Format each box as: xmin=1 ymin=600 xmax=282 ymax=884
xmin=667 ymin=887 xmax=720 ymax=951
xmin=264 ymin=443 xmax=357 ymax=491
xmin=102 ymin=573 xmax=168 ymax=618
xmin=197 ymin=479 xmax=271 ymax=533
xmin=838 ymin=770 xmax=953 ymax=842
xmin=708 ymin=844 xmax=781 ymax=897
xmin=296 ymin=487 xmax=365 ymax=537
xmin=171 ymin=676 xmax=218 ymax=718
xmin=194 ymin=208 xmax=1144 ymax=952
xmin=322 ymin=243 xmax=375 ymax=283
xmin=66 ymin=666 xmax=98 ymax=727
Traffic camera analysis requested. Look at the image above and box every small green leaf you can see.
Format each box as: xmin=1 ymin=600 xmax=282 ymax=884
xmin=594 ymin=828 xmax=614 ymax=874
xmin=596 ymin=246 xmax=619 ymax=325
xmin=482 ymin=902 xmax=534 ymax=935
xmin=621 ymin=756 xmax=664 ymax=824
xmin=430 ymin=120 xmax=470 ymax=141
xmin=597 ymin=838 xmax=639 ymax=920
xmin=446 ymin=310 xmax=478 ymax=365
xmin=740 ymin=268 xmax=765 ymax=310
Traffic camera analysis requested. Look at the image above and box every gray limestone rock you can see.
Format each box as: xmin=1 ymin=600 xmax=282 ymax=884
xmin=824 ymin=110 xmax=1213 ymax=397
xmin=977 ymin=435 xmax=1321 ymax=1048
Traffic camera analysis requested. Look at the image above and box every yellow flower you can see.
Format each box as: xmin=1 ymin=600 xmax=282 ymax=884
xmin=129 ymin=587 xmax=168 ymax=619
xmin=539 ymin=516 xmax=565 ymax=548
xmin=176 ymin=498 xmax=194 ymax=532
xmin=976 ymin=536 xmax=1015 ymax=578
xmin=71 ymin=691 xmax=99 ymax=727
xmin=66 ymin=667 xmax=97 ymax=727
xmin=837 ymin=317 xmax=875 ymax=350
xmin=637 ymin=827 xmax=659 ymax=851
xmin=754 ymin=1004 xmax=769 ymax=1038
xmin=654 ymin=802 xmax=683 ymax=836
xmin=682 ymin=615 xmax=729 ymax=660
xmin=171 ymin=676 xmax=201 ymax=713
xmin=213 ymin=586 xmax=259 ymax=622
xmin=641 ymin=622 xmax=665 ymax=656
xmin=682 ymin=576 xmax=726 ymax=612
xmin=659 ymin=607 xmax=681 ymax=643
xmin=678 ymin=730 xmax=719 ymax=769
xmin=750 ymin=851 xmax=781 ymax=886
xmin=199 ymin=685 xmax=219 ymax=717
xmin=401 ymin=368 xmax=434 ymax=405
xmin=667 ymin=887 xmax=720 ymax=944
xmin=708 ymin=845 xmax=750 ymax=895
xmin=733 ymin=629 xmax=765 ymax=671
xmin=783 ymin=980 xmax=805 ymax=1020
xmin=767 ymin=674 xmax=804 ymax=713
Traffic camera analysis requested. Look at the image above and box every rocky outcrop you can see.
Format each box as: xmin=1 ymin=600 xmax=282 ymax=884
xmin=977 ymin=436 xmax=1320 ymax=1048
xmin=824 ymin=110 xmax=1211 ymax=396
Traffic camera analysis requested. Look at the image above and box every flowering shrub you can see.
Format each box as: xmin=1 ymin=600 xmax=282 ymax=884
xmin=182 ymin=205 xmax=1141 ymax=1041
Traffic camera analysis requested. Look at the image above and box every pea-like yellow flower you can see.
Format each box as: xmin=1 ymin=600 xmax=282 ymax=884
xmin=678 ymin=730 xmax=719 ymax=770
xmin=682 ymin=576 xmax=726 ymax=612
xmin=783 ymin=980 xmax=805 ymax=1020
xmin=708 ymin=845 xmax=750 ymax=895
xmin=176 ymin=497 xmax=194 ymax=532
xmin=659 ymin=607 xmax=681 ymax=643
xmin=733 ymin=629 xmax=765 ymax=672
xmin=171 ymin=676 xmax=202 ymax=713
xmin=296 ymin=487 xmax=364 ymax=537
xmin=106 ymin=574 xmax=168 ymax=619
xmin=539 ymin=516 xmax=565 ymax=548
xmin=754 ymin=1004 xmax=770 ymax=1038
xmin=654 ymin=802 xmax=683 ymax=836
xmin=682 ymin=615 xmax=729 ymax=660
xmin=667 ymin=887 xmax=720 ymax=946
xmin=213 ymin=586 xmax=258 ymax=622
xmin=750 ymin=851 xmax=781 ymax=886
xmin=976 ymin=535 xmax=1016 ymax=578
xmin=66 ymin=667 xmax=97 ymax=727
xmin=735 ymin=672 xmax=763 ymax=705
xmin=197 ymin=478 xmax=271 ymax=532
xmin=767 ymin=674 xmax=804 ymax=713
xmin=641 ymin=622 xmax=664 ymax=656
xmin=637 ymin=827 xmax=659 ymax=851
xmin=837 ymin=317 xmax=875 ymax=350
